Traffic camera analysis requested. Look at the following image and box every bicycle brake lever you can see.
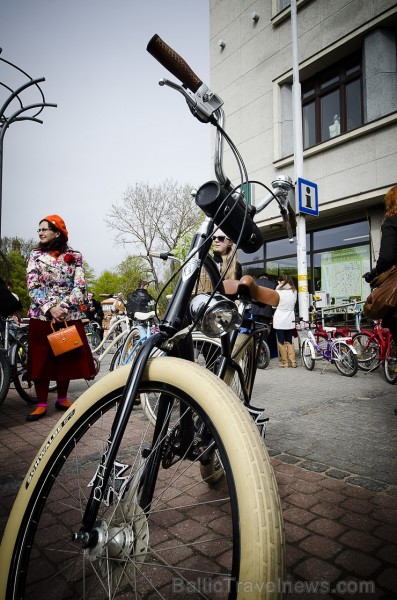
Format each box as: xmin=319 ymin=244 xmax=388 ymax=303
xmin=159 ymin=78 xmax=223 ymax=124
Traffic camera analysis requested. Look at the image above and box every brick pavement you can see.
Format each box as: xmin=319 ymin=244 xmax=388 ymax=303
xmin=0 ymin=359 xmax=396 ymax=598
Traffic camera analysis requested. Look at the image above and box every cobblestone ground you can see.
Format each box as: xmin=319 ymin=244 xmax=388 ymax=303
xmin=0 ymin=354 xmax=396 ymax=598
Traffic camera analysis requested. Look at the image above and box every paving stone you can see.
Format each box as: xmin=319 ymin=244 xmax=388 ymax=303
xmin=298 ymin=534 xmax=343 ymax=559
xmin=338 ymin=529 xmax=383 ymax=552
xmin=376 ymin=567 xmax=397 ymax=592
xmin=290 ymin=479 xmax=323 ymax=495
xmin=326 ymin=468 xmax=350 ymax=480
xmin=346 ymin=476 xmax=388 ymax=492
xmin=340 ymin=497 xmax=373 ymax=514
xmin=374 ymin=524 xmax=397 ymax=544
xmin=293 ymin=557 xmax=341 ymax=583
xmin=339 ymin=512 xmax=381 ymax=533
xmin=376 ymin=544 xmax=397 ymax=566
xmin=286 ymin=492 xmax=320 ymax=510
xmin=334 ymin=549 xmax=381 ymax=577
xmin=299 ymin=460 xmax=328 ymax=473
xmin=283 ymin=506 xmax=317 ymax=526
xmin=285 ymin=522 xmax=309 ymax=543
xmin=307 ymin=517 xmax=347 ymax=539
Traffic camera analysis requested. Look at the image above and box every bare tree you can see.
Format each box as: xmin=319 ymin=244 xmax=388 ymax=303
xmin=106 ymin=180 xmax=203 ymax=288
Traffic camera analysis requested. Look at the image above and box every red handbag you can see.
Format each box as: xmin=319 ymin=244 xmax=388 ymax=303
xmin=47 ymin=320 xmax=83 ymax=356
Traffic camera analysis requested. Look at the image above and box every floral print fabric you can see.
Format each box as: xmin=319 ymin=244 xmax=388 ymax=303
xmin=27 ymin=247 xmax=86 ymax=321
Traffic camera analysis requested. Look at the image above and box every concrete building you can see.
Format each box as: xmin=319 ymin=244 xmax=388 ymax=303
xmin=209 ymin=0 xmax=397 ymax=307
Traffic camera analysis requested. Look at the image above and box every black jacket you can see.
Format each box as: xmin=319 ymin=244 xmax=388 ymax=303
xmin=250 ymin=277 xmax=277 ymax=321
xmin=376 ymin=216 xmax=397 ymax=275
xmin=127 ymin=288 xmax=154 ymax=316
xmin=0 ymin=277 xmax=22 ymax=317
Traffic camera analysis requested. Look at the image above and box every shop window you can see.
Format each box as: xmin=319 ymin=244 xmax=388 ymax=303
xmin=302 ymin=54 xmax=363 ymax=149
xmin=313 ymin=221 xmax=369 ymax=251
xmin=315 ymin=246 xmax=370 ymax=305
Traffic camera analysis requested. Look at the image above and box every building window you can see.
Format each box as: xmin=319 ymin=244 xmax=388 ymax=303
xmin=302 ymin=54 xmax=363 ymax=149
xmin=240 ymin=220 xmax=370 ymax=303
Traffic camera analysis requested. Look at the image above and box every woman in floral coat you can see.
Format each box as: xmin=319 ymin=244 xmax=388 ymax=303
xmin=26 ymin=214 xmax=96 ymax=421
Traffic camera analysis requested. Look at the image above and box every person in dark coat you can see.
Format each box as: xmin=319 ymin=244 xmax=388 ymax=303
xmin=126 ymin=280 xmax=155 ymax=318
xmin=365 ymin=185 xmax=397 ymax=344
xmin=86 ymin=292 xmax=104 ymax=339
xmin=0 ymin=277 xmax=22 ymax=319
xmin=364 ymin=185 xmax=397 ymax=415
xmin=250 ymin=273 xmax=276 ymax=326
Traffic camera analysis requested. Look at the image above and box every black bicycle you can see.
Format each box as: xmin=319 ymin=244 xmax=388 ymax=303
xmin=0 ymin=35 xmax=297 ymax=599
xmin=0 ymin=317 xmax=37 ymax=406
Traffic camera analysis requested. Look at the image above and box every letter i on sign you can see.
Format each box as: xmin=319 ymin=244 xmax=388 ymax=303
xmin=297 ymin=177 xmax=319 ymax=217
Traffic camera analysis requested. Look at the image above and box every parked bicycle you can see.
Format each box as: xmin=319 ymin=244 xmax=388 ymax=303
xmin=0 ymin=35 xmax=296 ymax=599
xmin=87 ymin=314 xmax=133 ymax=376
xmin=83 ymin=319 xmax=102 ymax=352
xmin=0 ymin=317 xmax=37 ymax=406
xmin=352 ymin=319 xmax=397 ymax=384
xmin=299 ymin=316 xmax=358 ymax=377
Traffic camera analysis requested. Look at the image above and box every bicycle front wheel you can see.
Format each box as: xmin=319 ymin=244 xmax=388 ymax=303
xmin=352 ymin=332 xmax=381 ymax=371
xmin=301 ymin=338 xmax=315 ymax=370
xmin=384 ymin=338 xmax=397 ymax=384
xmin=1 ymin=358 xmax=284 ymax=599
xmin=0 ymin=349 xmax=11 ymax=407
xmin=257 ymin=339 xmax=271 ymax=369
xmin=12 ymin=336 xmax=37 ymax=405
xmin=331 ymin=340 xmax=358 ymax=377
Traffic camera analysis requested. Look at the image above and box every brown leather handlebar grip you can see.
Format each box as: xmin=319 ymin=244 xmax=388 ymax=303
xmin=147 ymin=34 xmax=202 ymax=93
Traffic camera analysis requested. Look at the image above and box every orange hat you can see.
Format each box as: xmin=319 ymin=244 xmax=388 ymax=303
xmin=42 ymin=215 xmax=68 ymax=241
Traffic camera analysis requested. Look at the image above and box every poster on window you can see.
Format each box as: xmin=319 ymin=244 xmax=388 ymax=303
xmin=321 ymin=247 xmax=370 ymax=303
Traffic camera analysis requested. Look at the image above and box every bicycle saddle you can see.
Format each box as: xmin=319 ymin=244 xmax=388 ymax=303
xmin=224 ymin=275 xmax=280 ymax=307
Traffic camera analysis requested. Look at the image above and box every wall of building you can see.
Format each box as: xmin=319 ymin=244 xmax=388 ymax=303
xmin=209 ymin=0 xmax=397 ymax=233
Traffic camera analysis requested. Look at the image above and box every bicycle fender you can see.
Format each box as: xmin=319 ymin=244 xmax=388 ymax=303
xmin=306 ymin=340 xmax=316 ymax=358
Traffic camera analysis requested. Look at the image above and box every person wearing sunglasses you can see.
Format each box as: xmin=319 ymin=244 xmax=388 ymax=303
xmin=212 ymin=230 xmax=242 ymax=280
xmin=25 ymin=215 xmax=97 ymax=421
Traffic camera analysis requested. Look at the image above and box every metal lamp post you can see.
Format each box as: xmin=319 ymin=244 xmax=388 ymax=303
xmin=0 ymin=49 xmax=57 ymax=238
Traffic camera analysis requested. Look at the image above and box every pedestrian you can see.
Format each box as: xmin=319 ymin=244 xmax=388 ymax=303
xmin=109 ymin=291 xmax=127 ymax=330
xmin=363 ymin=185 xmax=397 ymax=414
xmin=247 ymin=273 xmax=278 ymax=357
xmin=86 ymin=291 xmax=104 ymax=339
xmin=250 ymin=273 xmax=276 ymax=332
xmin=0 ymin=251 xmax=23 ymax=320
xmin=212 ymin=229 xmax=242 ymax=280
xmin=126 ymin=280 xmax=155 ymax=319
xmin=26 ymin=214 xmax=97 ymax=421
xmin=273 ymin=275 xmax=298 ymax=368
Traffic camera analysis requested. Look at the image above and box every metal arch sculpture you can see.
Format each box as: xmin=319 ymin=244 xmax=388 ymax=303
xmin=0 ymin=48 xmax=57 ymax=237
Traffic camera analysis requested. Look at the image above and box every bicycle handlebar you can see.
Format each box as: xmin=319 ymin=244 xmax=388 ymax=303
xmin=147 ymin=34 xmax=202 ymax=93
xmin=147 ymin=34 xmax=297 ymax=249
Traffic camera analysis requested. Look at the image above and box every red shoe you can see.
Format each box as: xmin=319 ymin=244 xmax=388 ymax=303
xmin=26 ymin=404 xmax=47 ymax=422
xmin=55 ymin=399 xmax=73 ymax=411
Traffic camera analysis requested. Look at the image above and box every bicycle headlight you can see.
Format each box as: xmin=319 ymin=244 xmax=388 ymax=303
xmin=190 ymin=293 xmax=242 ymax=338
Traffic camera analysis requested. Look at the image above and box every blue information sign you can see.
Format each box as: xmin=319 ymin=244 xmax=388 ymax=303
xmin=298 ymin=178 xmax=319 ymax=216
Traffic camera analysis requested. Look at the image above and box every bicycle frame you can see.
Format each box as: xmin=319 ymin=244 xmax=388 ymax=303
xmin=90 ymin=314 xmax=131 ymax=363
xmin=75 ymin=35 xmax=297 ymax=539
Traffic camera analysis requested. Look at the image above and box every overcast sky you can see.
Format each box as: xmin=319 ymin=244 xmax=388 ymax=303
xmin=1 ymin=0 xmax=210 ymax=274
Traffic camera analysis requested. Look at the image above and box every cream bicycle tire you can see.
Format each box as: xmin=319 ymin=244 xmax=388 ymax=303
xmin=0 ymin=358 xmax=285 ymax=599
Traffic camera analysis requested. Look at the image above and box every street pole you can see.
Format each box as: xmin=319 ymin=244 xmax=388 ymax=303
xmin=291 ymin=0 xmax=309 ymax=321
xmin=0 ymin=52 xmax=56 ymax=240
